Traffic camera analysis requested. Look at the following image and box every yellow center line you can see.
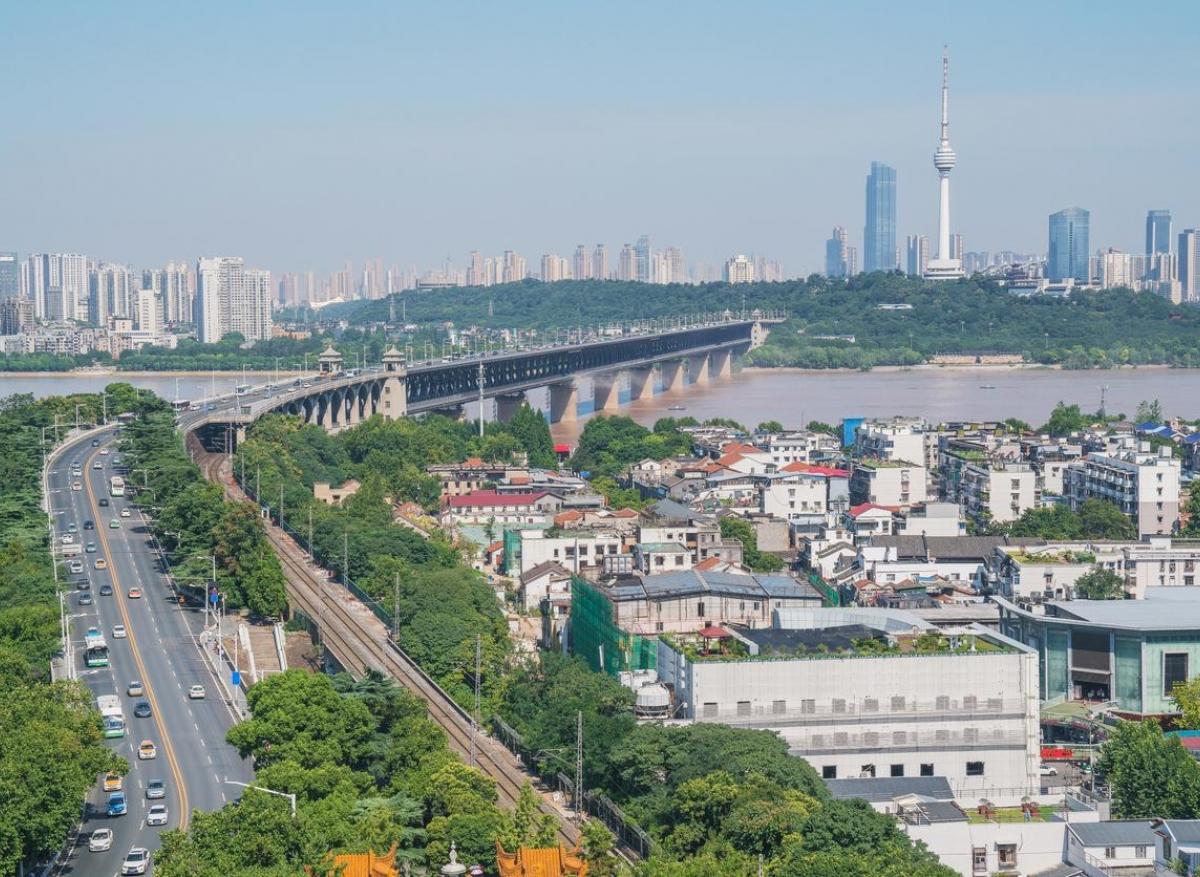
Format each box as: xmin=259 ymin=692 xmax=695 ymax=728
xmin=83 ymin=440 xmax=191 ymax=831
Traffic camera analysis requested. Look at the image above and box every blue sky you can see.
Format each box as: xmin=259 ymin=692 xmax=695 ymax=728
xmin=2 ymin=1 xmax=1197 ymax=275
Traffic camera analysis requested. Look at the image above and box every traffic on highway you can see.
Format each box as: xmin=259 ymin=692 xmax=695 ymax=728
xmin=48 ymin=427 xmax=252 ymax=876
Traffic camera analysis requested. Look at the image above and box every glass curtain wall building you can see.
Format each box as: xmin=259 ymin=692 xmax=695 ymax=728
xmin=1048 ymin=207 xmax=1091 ymax=282
xmin=863 ymin=162 xmax=897 ymax=274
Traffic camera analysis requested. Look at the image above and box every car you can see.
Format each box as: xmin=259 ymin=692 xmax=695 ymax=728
xmin=146 ymin=803 xmax=168 ymax=826
xmin=99 ymin=498 xmax=109 ymax=506
xmin=133 ymin=701 xmax=152 ymax=718
xmin=121 ymin=847 xmax=150 ymax=875
xmin=93 ymin=462 xmax=103 ymax=470
xmin=91 ymin=439 xmax=99 ymax=447
xmin=106 ymin=791 xmax=127 ymax=817
xmin=113 ymin=457 xmax=122 ymax=465
xmin=137 ymin=740 xmax=157 ymax=760
xmin=95 ymin=558 xmax=107 ymax=570
xmin=1039 ymin=764 xmax=1059 ymax=777
xmin=61 ymin=534 xmax=75 ymax=544
xmin=88 ymin=828 xmax=113 ymax=853
xmin=84 ymin=520 xmax=94 ymax=529
xmin=145 ymin=778 xmax=165 ymax=800
xmin=112 ymin=624 xmax=127 ymax=639
xmin=69 ymin=560 xmax=84 ymax=573
xmin=120 ymin=508 xmax=131 ymax=518
xmin=103 ymin=771 xmax=123 ymax=792
xmin=86 ymin=541 xmax=97 ymax=553
xmin=72 ymin=482 xmax=82 ymax=491
xmin=127 ymin=586 xmax=142 ymax=599
xmin=127 ymin=680 xmax=143 ymax=696
xmin=78 ymin=592 xmax=93 ymax=606
xmin=86 ymin=626 xmax=100 ymax=639
xmin=99 ymin=448 xmax=109 ymax=456
xmin=76 ymin=578 xmax=91 ymax=590
xmin=67 ymin=522 xmax=78 ymax=533
xmin=99 ymin=583 xmax=113 ymax=596
xmin=109 ymin=519 xmax=120 ymax=529
xmin=188 ymin=684 xmax=207 ymax=699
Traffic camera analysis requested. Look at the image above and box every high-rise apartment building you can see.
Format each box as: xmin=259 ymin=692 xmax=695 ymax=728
xmin=846 ymin=246 xmax=858 ymax=278
xmin=1180 ymin=229 xmax=1200 ymax=303
xmin=194 ymin=257 xmax=272 ymax=343
xmin=502 ymin=251 xmax=526 ymax=283
xmin=0 ymin=252 xmax=18 ymax=299
xmin=1047 ymin=208 xmax=1090 ymax=282
xmin=25 ymin=254 xmax=89 ymax=321
xmin=161 ymin=261 xmax=192 ymax=323
xmin=592 ymin=244 xmax=609 ymax=281
xmin=724 ymin=254 xmax=755 ymax=284
xmin=1146 ymin=210 xmax=1172 ymax=256
xmin=863 ymin=161 xmax=898 ymax=273
xmin=540 ymin=254 xmax=569 ymax=282
xmin=905 ymin=235 xmax=929 ymax=277
xmin=466 ymin=251 xmax=485 ymax=286
xmin=665 ymin=247 xmax=684 ymax=284
xmin=1099 ymin=249 xmax=1135 ymax=289
xmin=572 ymin=245 xmax=589 ymax=280
xmin=136 ymin=289 xmax=161 ymax=337
xmin=825 ymin=227 xmax=849 ymax=277
xmin=618 ymin=244 xmax=636 ymax=281
xmin=634 ymin=235 xmax=651 ymax=283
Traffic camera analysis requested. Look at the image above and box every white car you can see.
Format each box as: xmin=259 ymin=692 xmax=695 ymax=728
xmin=88 ymin=828 xmax=113 ymax=852
xmin=120 ymin=508 xmax=131 ymax=518
xmin=146 ymin=803 xmax=168 ymax=826
xmin=121 ymin=847 xmax=150 ymax=875
xmin=1039 ymin=764 xmax=1059 ymax=776
xmin=188 ymin=684 xmax=206 ymax=700
xmin=72 ymin=481 xmax=82 ymax=491
xmin=61 ymin=534 xmax=75 ymax=544
xmin=99 ymin=449 xmax=110 ymax=456
xmin=112 ymin=625 xmax=127 ymax=639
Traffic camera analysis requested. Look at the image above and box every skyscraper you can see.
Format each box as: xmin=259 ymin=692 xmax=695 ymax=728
xmin=466 ymin=251 xmax=485 ymax=286
xmin=664 ymin=247 xmax=684 ymax=283
xmin=1146 ymin=210 xmax=1172 ymax=256
xmin=1179 ymin=229 xmax=1200 ymax=303
xmin=572 ymin=245 xmax=589 ymax=280
xmin=825 ymin=227 xmax=848 ymax=277
xmin=0 ymin=252 xmax=18 ymax=299
xmin=905 ymin=235 xmax=929 ymax=277
xmin=634 ymin=235 xmax=651 ymax=283
xmin=591 ymin=244 xmax=609 ymax=281
xmin=194 ymin=257 xmax=272 ymax=343
xmin=864 ymin=162 xmax=898 ymax=273
xmin=924 ymin=48 xmax=964 ymax=280
xmin=724 ymin=255 xmax=755 ymax=284
xmin=1047 ymin=208 xmax=1091 ymax=282
xmin=618 ymin=244 xmax=636 ymax=281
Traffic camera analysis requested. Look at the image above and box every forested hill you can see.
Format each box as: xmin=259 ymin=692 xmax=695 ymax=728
xmin=330 ymin=275 xmax=1200 ymax=369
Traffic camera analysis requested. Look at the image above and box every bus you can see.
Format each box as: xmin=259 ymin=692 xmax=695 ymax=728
xmin=171 ymin=398 xmax=190 ymax=413
xmin=84 ymin=631 xmax=109 ymax=668
xmin=235 ymin=384 xmax=252 ymax=396
xmin=97 ymin=694 xmax=125 ymax=738
xmin=109 ymin=476 xmax=125 ymax=497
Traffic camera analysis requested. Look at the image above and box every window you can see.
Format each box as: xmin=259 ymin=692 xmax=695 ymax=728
xmin=987 ymin=697 xmax=1002 ymax=711
xmin=860 ymin=764 xmax=876 ymax=778
xmin=702 ymin=702 xmax=718 ymax=718
xmin=972 ymin=847 xmax=987 ymax=875
xmin=963 ymin=728 xmax=978 ymax=743
xmin=892 ymin=731 xmax=907 ymax=745
xmin=736 ymin=701 xmax=751 ymax=717
xmin=696 ymin=601 xmax=705 ymax=617
xmin=891 ymin=696 xmax=906 ymax=712
xmin=655 ymin=622 xmax=663 ymax=632
xmin=997 ymin=844 xmax=1016 ymax=868
xmin=890 ymin=764 xmax=904 ymax=777
xmin=800 ymin=699 xmax=815 ymax=714
xmin=772 ymin=700 xmax=787 ymax=714
xmin=1135 ymin=845 xmax=1147 ymax=858
xmin=963 ymin=695 xmax=978 ymax=711
xmin=966 ymin=761 xmax=984 ymax=776
xmin=1104 ymin=847 xmax=1116 ymax=859
xmin=863 ymin=698 xmax=879 ymax=712
xmin=832 ymin=698 xmax=846 ymax=714
xmin=920 ymin=763 xmax=934 ymax=777
xmin=935 ymin=695 xmax=950 ymax=710
xmin=864 ymin=732 xmax=879 ymax=747
xmin=822 ymin=765 xmax=837 ymax=779
xmin=1165 ymin=653 xmax=1189 ymax=696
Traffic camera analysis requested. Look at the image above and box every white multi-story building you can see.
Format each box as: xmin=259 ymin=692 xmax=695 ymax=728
xmin=850 ymin=460 xmax=928 ymax=509
xmin=958 ymin=461 xmax=1039 ymax=525
xmin=162 ymin=261 xmax=192 ymax=324
xmin=194 ymin=256 xmax=273 ymax=343
xmin=24 ymin=253 xmax=89 ymax=321
xmin=515 ymin=528 xmax=625 ymax=576
xmin=723 ymin=254 xmax=755 ymax=284
xmin=761 ymin=430 xmax=842 ymax=467
xmin=135 ymin=289 xmax=160 ymax=337
xmin=1063 ymin=441 xmax=1180 ymax=536
xmin=855 ymin=417 xmax=933 ymax=469
xmin=655 ymin=610 xmax=1040 ymax=800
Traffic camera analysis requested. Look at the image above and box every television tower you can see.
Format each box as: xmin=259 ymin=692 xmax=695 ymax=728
xmin=924 ymin=46 xmax=964 ymax=280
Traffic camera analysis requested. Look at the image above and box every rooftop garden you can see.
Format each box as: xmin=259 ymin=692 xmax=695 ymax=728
xmin=857 ymin=458 xmax=922 ymax=469
xmin=663 ymin=629 xmax=1010 ymax=662
xmin=1008 ymin=549 xmax=1097 ymax=565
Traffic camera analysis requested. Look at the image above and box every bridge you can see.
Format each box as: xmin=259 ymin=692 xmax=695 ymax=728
xmin=183 ymin=313 xmax=782 ymax=451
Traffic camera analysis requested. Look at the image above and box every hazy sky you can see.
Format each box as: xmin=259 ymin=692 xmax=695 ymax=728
xmin=3 ymin=1 xmax=1197 ymax=276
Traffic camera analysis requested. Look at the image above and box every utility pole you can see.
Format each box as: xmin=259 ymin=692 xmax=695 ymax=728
xmin=307 ymin=506 xmax=314 ymax=557
xmin=342 ymin=531 xmax=349 ymax=584
xmin=478 ymin=358 xmax=485 ymax=439
xmin=575 ymin=710 xmax=584 ymax=825
xmin=279 ymin=483 xmax=284 ymax=529
xmin=255 ymin=466 xmax=261 ymax=501
xmin=470 ymin=634 xmax=481 ymax=768
xmin=392 ymin=571 xmax=400 ymax=641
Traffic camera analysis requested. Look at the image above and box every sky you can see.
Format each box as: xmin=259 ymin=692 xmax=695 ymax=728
xmin=2 ymin=1 xmax=1198 ymax=277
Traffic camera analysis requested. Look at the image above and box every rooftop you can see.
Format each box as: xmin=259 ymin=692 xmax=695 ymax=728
xmin=999 ymin=588 xmax=1200 ymax=632
xmin=447 ymin=490 xmax=550 ymax=508
xmin=825 ymin=775 xmax=953 ymax=803
xmin=601 ymin=569 xmax=821 ymax=604
xmin=856 ymin=458 xmax=922 ymax=469
xmin=1068 ymin=820 xmax=1157 ymax=848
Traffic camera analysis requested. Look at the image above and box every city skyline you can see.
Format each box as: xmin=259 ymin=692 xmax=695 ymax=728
xmin=1 ymin=2 xmax=1196 ymax=276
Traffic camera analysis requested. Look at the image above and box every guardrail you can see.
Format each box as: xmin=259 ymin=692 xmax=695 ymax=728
xmin=273 ymin=621 xmax=288 ymax=672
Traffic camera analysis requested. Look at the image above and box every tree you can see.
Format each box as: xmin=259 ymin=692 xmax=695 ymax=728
xmin=718 ymin=517 xmax=783 ymax=572
xmin=1172 ymin=677 xmax=1200 ymax=731
xmin=579 ymin=819 xmax=618 ymax=877
xmin=1136 ymin=399 xmax=1164 ymax=423
xmin=1077 ymin=499 xmax=1137 ymax=540
xmin=1073 ymin=566 xmax=1125 ymax=600
xmin=1096 ymin=719 xmax=1200 ymax=819
xmin=756 ymin=420 xmax=784 ymax=434
xmin=1040 ymin=402 xmax=1092 ymax=436
xmin=1182 ymin=487 xmax=1200 ymax=537
xmin=505 ymin=404 xmax=556 ymax=468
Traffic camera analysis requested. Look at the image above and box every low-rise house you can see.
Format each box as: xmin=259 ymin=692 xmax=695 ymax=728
xmin=553 ymin=507 xmax=640 ymax=535
xmin=427 ymin=459 xmax=529 ymax=498
xmin=896 ymin=502 xmax=964 ymax=537
xmin=514 ymin=528 xmax=626 ymax=577
xmin=861 ymin=535 xmax=1047 ymax=591
xmin=441 ymin=490 xmax=562 ymax=527
xmin=634 ymin=542 xmax=693 ymax=573
xmin=846 ymin=503 xmax=897 ymax=544
xmin=313 ymin=479 xmax=361 ymax=506
xmin=1153 ymin=819 xmax=1200 ymax=877
xmin=1065 ymin=820 xmax=1156 ymax=876
xmin=519 ymin=561 xmax=573 ymax=614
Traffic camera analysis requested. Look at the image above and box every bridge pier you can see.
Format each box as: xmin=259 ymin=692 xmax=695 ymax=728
xmin=430 ymin=405 xmax=467 ymax=422
xmin=688 ymin=354 xmax=710 ymax=386
xmin=593 ymin=374 xmax=622 ymax=413
xmin=711 ymin=348 xmax=733 ymax=380
xmin=661 ymin=360 xmax=686 ymax=394
xmin=548 ymin=381 xmax=579 ymax=424
xmin=494 ymin=392 xmax=525 ymax=423
xmin=628 ymin=367 xmax=656 ymax=401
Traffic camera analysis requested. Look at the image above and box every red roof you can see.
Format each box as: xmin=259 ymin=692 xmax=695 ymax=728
xmin=781 ymin=462 xmax=851 ymax=478
xmin=694 ymin=556 xmax=724 ymax=572
xmin=447 ymin=490 xmax=548 ymax=508
xmin=554 ymin=443 xmax=571 ymax=453
xmin=699 ymin=625 xmax=730 ymax=638
xmin=849 ymin=502 xmax=896 ymax=518
xmin=721 ymin=442 xmax=763 ymax=455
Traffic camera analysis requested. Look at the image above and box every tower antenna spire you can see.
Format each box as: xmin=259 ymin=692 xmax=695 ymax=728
xmin=941 ymin=45 xmax=950 ymax=139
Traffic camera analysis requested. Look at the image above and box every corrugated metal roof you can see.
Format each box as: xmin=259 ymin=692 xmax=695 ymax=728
xmin=1068 ymin=820 xmax=1156 ymax=848
xmin=824 ymin=776 xmax=954 ymax=802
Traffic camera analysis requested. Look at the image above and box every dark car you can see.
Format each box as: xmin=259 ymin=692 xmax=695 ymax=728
xmin=83 ymin=520 xmax=94 ymax=530
xmin=133 ymin=702 xmax=152 ymax=719
xmin=98 ymin=498 xmax=109 ymax=507
xmin=99 ymin=584 xmax=113 ymax=596
xmin=76 ymin=579 xmax=91 ymax=591
xmin=91 ymin=439 xmax=99 ymax=447
xmin=78 ymin=592 xmax=93 ymax=606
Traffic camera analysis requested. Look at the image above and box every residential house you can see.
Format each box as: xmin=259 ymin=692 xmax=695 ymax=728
xmin=313 ymin=479 xmax=361 ymax=506
xmin=440 ymin=490 xmax=562 ymax=527
xmin=850 ymin=459 xmax=928 ymax=509
xmin=519 ymin=561 xmax=573 ymax=614
xmin=1064 ymin=440 xmax=1181 ymax=536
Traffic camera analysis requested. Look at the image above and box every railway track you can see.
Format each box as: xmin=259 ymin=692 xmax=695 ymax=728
xmin=194 ymin=448 xmax=586 ymax=851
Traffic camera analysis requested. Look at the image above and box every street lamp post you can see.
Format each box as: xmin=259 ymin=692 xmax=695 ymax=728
xmin=223 ymin=779 xmax=296 ymax=818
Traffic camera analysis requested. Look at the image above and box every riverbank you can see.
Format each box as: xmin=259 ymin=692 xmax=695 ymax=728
xmin=740 ymin=362 xmax=1178 ymax=376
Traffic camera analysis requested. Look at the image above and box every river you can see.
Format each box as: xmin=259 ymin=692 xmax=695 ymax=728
xmin=5 ymin=366 xmax=1195 ymax=443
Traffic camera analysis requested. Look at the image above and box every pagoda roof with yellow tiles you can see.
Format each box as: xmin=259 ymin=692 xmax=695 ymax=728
xmin=495 ymin=842 xmax=587 ymax=877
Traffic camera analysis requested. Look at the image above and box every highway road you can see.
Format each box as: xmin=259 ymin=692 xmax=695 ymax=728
xmin=48 ymin=427 xmax=252 ymax=876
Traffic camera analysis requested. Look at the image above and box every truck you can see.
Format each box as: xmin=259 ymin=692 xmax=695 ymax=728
xmin=61 ymin=541 xmax=82 ymax=557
